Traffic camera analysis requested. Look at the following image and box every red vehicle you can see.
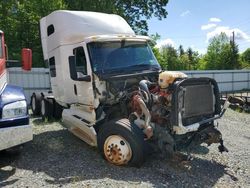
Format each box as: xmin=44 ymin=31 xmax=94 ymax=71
xmin=0 ymin=30 xmax=33 ymax=151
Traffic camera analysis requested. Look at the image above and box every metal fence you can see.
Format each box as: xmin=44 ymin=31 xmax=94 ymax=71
xmin=183 ymin=70 xmax=250 ymax=93
xmin=7 ymin=67 xmax=51 ymax=103
xmin=7 ymin=68 xmax=250 ymax=103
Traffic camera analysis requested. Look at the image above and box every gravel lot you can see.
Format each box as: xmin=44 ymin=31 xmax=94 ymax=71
xmin=0 ymin=109 xmax=249 ymax=188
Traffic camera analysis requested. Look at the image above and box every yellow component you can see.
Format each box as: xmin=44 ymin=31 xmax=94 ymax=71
xmin=91 ymin=36 xmax=98 ymax=40
xmin=158 ymin=71 xmax=187 ymax=89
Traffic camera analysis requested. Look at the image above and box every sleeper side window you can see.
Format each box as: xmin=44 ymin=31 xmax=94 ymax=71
xmin=49 ymin=56 xmax=56 ymax=77
xmin=73 ymin=47 xmax=87 ymax=76
xmin=47 ymin=25 xmax=55 ymax=36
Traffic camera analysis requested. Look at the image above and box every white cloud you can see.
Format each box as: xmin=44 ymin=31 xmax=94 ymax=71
xmin=233 ymin=28 xmax=250 ymax=41
xmin=206 ymin=26 xmax=250 ymax=42
xmin=156 ymin=38 xmax=175 ymax=48
xmin=209 ymin=17 xmax=221 ymax=23
xmin=201 ymin=23 xmax=217 ymax=30
xmin=180 ymin=10 xmax=190 ymax=17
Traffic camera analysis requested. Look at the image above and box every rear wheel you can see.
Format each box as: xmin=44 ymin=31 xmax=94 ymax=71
xmin=97 ymin=119 xmax=145 ymax=167
xmin=53 ymin=101 xmax=63 ymax=119
xmin=41 ymin=98 xmax=53 ymax=120
xmin=30 ymin=93 xmax=42 ymax=115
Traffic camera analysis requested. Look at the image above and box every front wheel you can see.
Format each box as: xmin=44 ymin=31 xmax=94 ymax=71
xmin=97 ymin=119 xmax=145 ymax=167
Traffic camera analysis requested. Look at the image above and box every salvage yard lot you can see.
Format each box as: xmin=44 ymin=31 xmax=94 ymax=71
xmin=0 ymin=109 xmax=249 ymax=188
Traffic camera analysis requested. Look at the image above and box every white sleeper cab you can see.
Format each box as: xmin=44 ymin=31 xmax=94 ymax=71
xmin=30 ymin=10 xmax=229 ymax=167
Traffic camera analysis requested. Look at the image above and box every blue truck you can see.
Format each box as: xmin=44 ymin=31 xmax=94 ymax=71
xmin=0 ymin=30 xmax=32 ymax=151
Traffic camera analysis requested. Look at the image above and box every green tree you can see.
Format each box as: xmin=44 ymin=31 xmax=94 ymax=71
xmin=179 ymin=54 xmax=189 ymax=70
xmin=241 ymin=48 xmax=250 ymax=68
xmin=0 ymin=0 xmax=66 ymax=66
xmin=203 ymin=32 xmax=240 ymax=70
xmin=186 ymin=47 xmax=193 ymax=70
xmin=178 ymin=45 xmax=184 ymax=57
xmin=191 ymin=51 xmax=201 ymax=70
xmin=0 ymin=0 xmax=19 ymax=58
xmin=229 ymin=36 xmax=240 ymax=69
xmin=242 ymin=48 xmax=250 ymax=63
xmin=152 ymin=47 xmax=165 ymax=69
xmin=149 ymin=33 xmax=165 ymax=68
xmin=64 ymin=0 xmax=169 ymax=35
xmin=186 ymin=48 xmax=201 ymax=70
xmin=161 ymin=45 xmax=182 ymax=70
xmin=177 ymin=46 xmax=200 ymax=70
xmin=149 ymin=33 xmax=161 ymax=47
xmin=1 ymin=0 xmax=168 ymax=66
xmin=197 ymin=55 xmax=207 ymax=70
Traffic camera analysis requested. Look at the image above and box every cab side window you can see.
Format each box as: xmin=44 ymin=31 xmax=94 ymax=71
xmin=73 ymin=47 xmax=87 ymax=76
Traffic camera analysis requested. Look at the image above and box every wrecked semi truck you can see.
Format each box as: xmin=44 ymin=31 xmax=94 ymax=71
xmin=0 ymin=30 xmax=32 ymax=151
xmin=30 ymin=10 xmax=228 ymax=166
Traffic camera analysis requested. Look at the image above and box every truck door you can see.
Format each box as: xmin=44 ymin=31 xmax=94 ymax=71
xmin=69 ymin=45 xmax=95 ymax=107
xmin=67 ymin=44 xmax=97 ymax=124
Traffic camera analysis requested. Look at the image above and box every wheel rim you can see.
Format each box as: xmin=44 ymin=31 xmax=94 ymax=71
xmin=104 ymin=135 xmax=132 ymax=165
xmin=41 ymin=100 xmax=45 ymax=116
xmin=32 ymin=96 xmax=36 ymax=111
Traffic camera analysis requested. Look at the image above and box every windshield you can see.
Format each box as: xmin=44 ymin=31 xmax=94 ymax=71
xmin=87 ymin=41 xmax=161 ymax=75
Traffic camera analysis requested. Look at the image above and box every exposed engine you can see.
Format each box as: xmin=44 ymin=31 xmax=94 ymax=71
xmin=128 ymin=71 xmax=187 ymax=137
xmin=100 ymin=71 xmax=228 ymax=158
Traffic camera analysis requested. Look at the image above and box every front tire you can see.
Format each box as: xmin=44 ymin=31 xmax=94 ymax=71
xmin=97 ymin=119 xmax=145 ymax=167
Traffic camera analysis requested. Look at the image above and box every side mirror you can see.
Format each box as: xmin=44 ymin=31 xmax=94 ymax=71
xmin=69 ymin=56 xmax=91 ymax=82
xmin=78 ymin=75 xmax=91 ymax=82
xmin=21 ymin=48 xmax=32 ymax=71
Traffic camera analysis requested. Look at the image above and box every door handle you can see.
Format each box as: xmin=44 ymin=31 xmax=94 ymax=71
xmin=74 ymin=84 xmax=77 ymax=95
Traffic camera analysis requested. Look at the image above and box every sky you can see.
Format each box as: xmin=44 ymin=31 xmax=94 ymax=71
xmin=148 ymin=0 xmax=250 ymax=54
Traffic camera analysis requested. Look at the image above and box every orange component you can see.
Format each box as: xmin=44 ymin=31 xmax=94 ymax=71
xmin=21 ymin=48 xmax=32 ymax=71
xmin=149 ymin=85 xmax=160 ymax=94
xmin=131 ymin=94 xmax=142 ymax=115
xmin=159 ymin=90 xmax=170 ymax=98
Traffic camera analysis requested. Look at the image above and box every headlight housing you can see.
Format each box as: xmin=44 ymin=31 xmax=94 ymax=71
xmin=2 ymin=100 xmax=27 ymax=119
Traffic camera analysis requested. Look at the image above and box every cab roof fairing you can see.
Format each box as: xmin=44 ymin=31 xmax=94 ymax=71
xmin=84 ymin=35 xmax=152 ymax=44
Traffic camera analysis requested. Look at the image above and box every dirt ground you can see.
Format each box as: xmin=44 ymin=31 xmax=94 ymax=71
xmin=0 ymin=109 xmax=249 ymax=188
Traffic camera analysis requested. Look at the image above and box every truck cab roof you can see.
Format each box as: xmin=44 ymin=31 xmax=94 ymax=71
xmin=40 ymin=10 xmax=141 ymax=59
